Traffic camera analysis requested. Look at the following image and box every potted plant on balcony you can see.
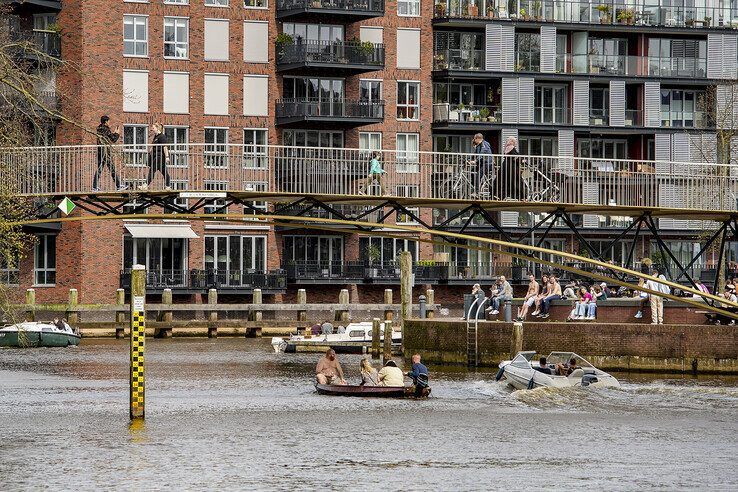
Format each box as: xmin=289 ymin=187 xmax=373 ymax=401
xmin=479 ymin=106 xmax=491 ymax=122
xmin=595 ymin=5 xmax=611 ymax=24
xmin=617 ymin=8 xmax=635 ymax=25
xmin=276 ymin=32 xmax=293 ymax=57
xmin=486 ymin=4 xmax=496 ymax=18
xmin=519 ymin=8 xmax=529 ymax=21
xmin=704 ymin=16 xmax=712 ymax=26
xmin=533 ymin=0 xmax=543 ymax=21
xmin=435 ymin=2 xmax=446 ymax=17
xmin=366 ymin=244 xmax=381 ymax=277
xmin=358 ymin=40 xmax=375 ymax=58
xmin=457 ymin=102 xmax=467 ymax=121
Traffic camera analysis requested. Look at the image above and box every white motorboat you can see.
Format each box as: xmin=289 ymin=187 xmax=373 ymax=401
xmin=271 ymin=321 xmax=401 ymax=354
xmin=496 ymin=351 xmax=620 ymax=390
xmin=0 ymin=321 xmax=80 ymax=348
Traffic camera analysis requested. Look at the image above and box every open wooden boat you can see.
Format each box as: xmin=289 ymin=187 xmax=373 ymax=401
xmin=315 ymin=383 xmax=431 ymax=398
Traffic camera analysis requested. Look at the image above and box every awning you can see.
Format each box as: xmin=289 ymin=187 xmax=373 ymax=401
xmin=124 ymin=224 xmax=198 ymax=239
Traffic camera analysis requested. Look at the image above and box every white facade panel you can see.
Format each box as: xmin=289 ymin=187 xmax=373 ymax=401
xmin=397 ymin=28 xmax=420 ymax=69
xmin=609 ymin=80 xmax=625 ymax=127
xmin=163 ymin=71 xmax=189 ymax=114
xmin=243 ymin=21 xmax=269 ymax=63
xmin=644 ymin=81 xmax=661 ymax=128
xmin=204 ymin=73 xmax=229 ymax=115
xmin=518 ymin=77 xmax=534 ymax=124
xmin=572 ymin=80 xmax=589 ymax=126
xmin=122 ymin=70 xmax=148 ymax=113
xmin=243 ymin=75 xmax=269 ymax=116
xmin=501 ymin=78 xmax=518 ymax=124
xmin=540 ymin=25 xmax=556 ymax=73
xmin=557 ymin=130 xmax=574 ymax=173
xmin=204 ymin=19 xmax=229 ymax=61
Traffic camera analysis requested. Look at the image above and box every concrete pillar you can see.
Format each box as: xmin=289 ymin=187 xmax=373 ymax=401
xmin=115 ymin=288 xmax=125 ymax=339
xmin=207 ymin=288 xmax=218 ymax=338
xmin=399 ymin=251 xmax=413 ymax=326
xmin=337 ymin=288 xmax=350 ymax=324
xmin=66 ymin=289 xmax=78 ymax=326
xmin=297 ymin=288 xmax=307 ymax=323
xmin=426 ymin=289 xmax=435 ymax=319
xmin=371 ymin=317 xmax=381 ymax=360
xmin=130 ymin=265 xmax=146 ymax=420
xmin=419 ymin=295 xmax=427 ymax=319
xmin=383 ymin=289 xmax=393 ymax=321
xmin=504 ymin=300 xmax=512 ymax=323
xmin=247 ymin=289 xmax=262 ymax=338
xmin=25 ymin=288 xmax=35 ymax=322
xmin=510 ymin=321 xmax=524 ymax=359
xmin=382 ymin=319 xmax=393 ymax=363
xmin=157 ymin=288 xmax=173 ymax=338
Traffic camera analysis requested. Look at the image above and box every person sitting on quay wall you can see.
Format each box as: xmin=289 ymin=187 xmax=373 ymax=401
xmin=537 ymin=275 xmax=562 ymax=319
xmin=487 ymin=275 xmax=513 ymax=316
xmin=530 ymin=273 xmax=550 ymax=317
xmin=634 ymin=278 xmax=649 ymax=319
xmin=568 ymin=286 xmax=593 ymax=321
xmin=714 ymin=286 xmax=738 ymax=326
xmin=360 ymin=358 xmax=379 ymax=386
xmin=378 ymin=360 xmax=404 ymax=387
xmin=463 ymin=283 xmax=486 ymax=320
xmin=517 ymin=272 xmax=540 ymax=321
xmin=316 ymin=349 xmax=346 ymax=385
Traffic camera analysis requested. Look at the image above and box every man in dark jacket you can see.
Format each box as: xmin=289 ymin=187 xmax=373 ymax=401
xmin=93 ymin=115 xmax=128 ymax=191
xmin=471 ymin=133 xmax=492 ymax=196
xmin=406 ymin=354 xmax=429 ymax=397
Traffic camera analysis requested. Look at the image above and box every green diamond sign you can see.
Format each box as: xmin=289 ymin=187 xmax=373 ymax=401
xmin=58 ymin=197 xmax=76 ymax=215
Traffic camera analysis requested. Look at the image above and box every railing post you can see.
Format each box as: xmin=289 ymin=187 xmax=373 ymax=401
xmin=383 ymin=288 xmax=393 ymax=321
xmin=382 ymin=319 xmax=393 ymax=363
xmin=157 ymin=288 xmax=173 ymax=338
xmin=207 ymin=288 xmax=218 ymax=338
xmin=336 ymin=288 xmax=350 ymax=324
xmin=116 ymin=288 xmax=125 ymax=339
xmin=25 ymin=288 xmax=35 ymax=322
xmin=130 ymin=265 xmax=146 ymax=420
xmin=426 ymin=289 xmax=435 ymax=319
xmin=371 ymin=317 xmax=381 ymax=360
xmin=66 ymin=288 xmax=78 ymax=327
xmin=248 ymin=288 xmax=263 ymax=338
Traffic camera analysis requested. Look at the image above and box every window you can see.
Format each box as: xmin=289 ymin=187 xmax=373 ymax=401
xmin=395 ymin=186 xmax=419 ymax=223
xmin=661 ymin=89 xmax=704 ymax=128
xmin=123 ymin=237 xmax=188 ymax=273
xmin=587 ymin=37 xmax=627 ymax=75
xmin=122 ymin=180 xmax=148 ymax=213
xmin=163 ymin=71 xmax=189 ymax=114
xmin=360 ymin=26 xmax=383 ymax=45
xmin=33 ymin=13 xmax=56 ymax=30
xmin=433 ymin=31 xmax=484 ymax=71
xmin=283 ymin=77 xmax=344 ymax=116
xmin=397 ymin=81 xmax=419 ymax=120
xmin=124 ymin=15 xmax=148 ymax=57
xmin=123 ymin=125 xmax=147 ymax=166
xmin=122 ymin=70 xmax=148 ymax=112
xmin=577 ymin=138 xmax=627 ymax=170
xmin=519 ymin=136 xmax=557 ymax=156
xmin=534 ymin=85 xmax=567 ymax=124
xmin=359 ymin=237 xmax=417 ymax=265
xmin=163 ymin=126 xmax=188 ymax=167
xmin=359 ymin=132 xmax=382 ymax=158
xmin=243 ymin=75 xmax=269 ymax=116
xmin=164 ymin=0 xmax=188 ymax=4
xmin=648 ymin=38 xmax=706 ymax=77
xmin=244 ymin=0 xmax=267 ymax=7
xmin=164 ymin=17 xmax=188 ymax=59
xmin=204 ymin=73 xmax=229 ymax=115
xmin=204 ymin=128 xmax=228 ymax=168
xmin=282 ymin=130 xmax=343 ymax=148
xmin=204 ymin=181 xmax=228 ymax=214
xmin=516 ymin=32 xmax=541 ymax=72
xmin=590 ymin=87 xmax=609 ymax=124
xmin=243 ymin=129 xmax=268 ymax=168
xmin=205 ymin=236 xmax=267 ymax=279
xmin=166 ymin=180 xmax=189 ymax=212
xmin=283 ymin=236 xmax=343 ymax=264
xmin=433 ymin=135 xmax=472 ymax=153
xmin=205 ymin=0 xmax=228 ymax=6
xmin=556 ymin=34 xmax=567 ymax=72
xmin=0 ymin=254 xmax=19 ymax=285
xmin=282 ymin=23 xmax=344 ymax=43
xmin=34 ymin=234 xmax=56 ymax=286
xmin=360 ymin=80 xmax=382 ymax=103
xmin=396 ymin=28 xmax=421 ymax=69
xmin=243 ymin=181 xmax=268 ymax=214
xmin=204 ymin=19 xmax=229 ymax=61
xmin=243 ymin=21 xmax=269 ymax=63
xmin=396 ymin=133 xmax=419 ymax=173
xmin=398 ymin=0 xmax=419 ymax=16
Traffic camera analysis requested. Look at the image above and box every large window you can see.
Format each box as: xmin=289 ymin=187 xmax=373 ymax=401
xmin=123 ymin=237 xmax=188 ymax=275
xmin=396 ymin=133 xmax=419 ymax=173
xmin=164 ymin=17 xmax=188 ymax=59
xmin=534 ymin=85 xmax=567 ymax=124
xmin=282 ymin=23 xmax=343 ymax=43
xmin=163 ymin=126 xmax=188 ymax=167
xmin=205 ymin=236 xmax=266 ymax=274
xmin=519 ymin=136 xmax=558 ymax=156
xmin=516 ymin=32 xmax=540 ymax=72
xmin=587 ymin=37 xmax=626 ymax=74
xmin=124 ymin=15 xmax=148 ymax=57
xmin=282 ymin=130 xmax=343 ymax=148
xmin=661 ymin=89 xmax=704 ymax=128
xmin=433 ymin=82 xmax=487 ymax=107
xmin=398 ymin=0 xmax=420 ymax=16
xmin=360 ymin=80 xmax=382 ymax=103
xmin=434 ymin=135 xmax=473 ymax=153
xmin=34 ymin=234 xmax=56 ymax=286
xmin=123 ymin=124 xmax=147 ymax=166
xmin=283 ymin=77 xmax=344 ymax=116
xmin=283 ymin=236 xmax=344 ymax=264
xmin=243 ymin=129 xmax=268 ymax=169
xmin=590 ymin=86 xmax=609 ymax=124
xmin=204 ymin=127 xmax=228 ymax=168
xmin=359 ymin=237 xmax=417 ymax=265
xmin=359 ymin=132 xmax=382 ymax=158
xmin=397 ymin=81 xmax=420 ymax=120
xmin=577 ymin=138 xmax=627 ymax=170
xmin=433 ymin=31 xmax=484 ymax=70
xmin=0 ymin=254 xmax=19 ymax=285
xmin=648 ymin=38 xmax=706 ymax=77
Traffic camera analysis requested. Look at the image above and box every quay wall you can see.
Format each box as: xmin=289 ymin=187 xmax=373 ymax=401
xmin=404 ymin=319 xmax=738 ymax=374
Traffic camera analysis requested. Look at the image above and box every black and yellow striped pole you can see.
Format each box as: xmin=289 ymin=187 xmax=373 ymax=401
xmin=130 ymin=264 xmax=146 ymax=420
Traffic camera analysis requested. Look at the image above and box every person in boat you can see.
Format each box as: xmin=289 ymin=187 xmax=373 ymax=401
xmin=378 ymin=360 xmax=404 ymax=387
xmin=337 ymin=325 xmax=346 ymax=334
xmin=406 ymin=354 xmax=429 ymax=385
xmin=533 ymin=356 xmax=552 ymax=375
xmin=310 ymin=322 xmax=321 ymax=336
xmin=555 ymin=357 xmax=577 ymax=376
xmin=321 ymin=320 xmax=334 ymax=335
xmin=359 ymin=358 xmax=379 ymax=386
xmin=53 ymin=318 xmax=65 ymax=331
xmin=315 ymin=349 xmax=346 ymax=385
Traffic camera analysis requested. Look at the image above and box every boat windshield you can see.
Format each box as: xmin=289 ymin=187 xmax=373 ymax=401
xmin=546 ymin=352 xmax=594 ymax=368
xmin=511 ymin=351 xmax=535 ymax=369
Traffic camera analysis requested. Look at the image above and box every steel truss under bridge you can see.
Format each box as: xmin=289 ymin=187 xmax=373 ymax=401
xmin=12 ymin=212 xmax=738 ymax=320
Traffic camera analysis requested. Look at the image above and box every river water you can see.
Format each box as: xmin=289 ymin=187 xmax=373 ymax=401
xmin=1 ymin=338 xmax=737 ymax=491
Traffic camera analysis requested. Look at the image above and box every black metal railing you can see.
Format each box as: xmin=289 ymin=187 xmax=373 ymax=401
xmin=10 ymin=30 xmax=62 ymax=58
xmin=277 ymin=40 xmax=385 ymax=67
xmin=120 ymin=269 xmax=287 ymax=291
xmin=277 ymin=0 xmax=384 ymax=13
xmin=283 ymin=261 xmax=506 ymax=282
xmin=276 ymin=98 xmax=385 ymax=120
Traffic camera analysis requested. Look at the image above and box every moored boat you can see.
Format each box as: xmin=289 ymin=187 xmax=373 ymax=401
xmin=0 ymin=321 xmax=81 ymax=348
xmin=272 ymin=321 xmax=402 ymax=354
xmin=315 ymin=383 xmax=431 ymax=398
xmin=497 ymin=351 xmax=620 ymax=390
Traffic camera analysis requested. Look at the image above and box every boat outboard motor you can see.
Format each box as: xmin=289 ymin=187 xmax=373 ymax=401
xmin=581 ymin=374 xmax=599 ymax=387
xmin=495 ymin=366 xmax=505 ymax=381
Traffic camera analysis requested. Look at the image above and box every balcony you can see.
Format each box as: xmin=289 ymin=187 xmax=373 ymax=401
xmin=10 ymin=30 xmax=61 ymax=59
xmin=556 ymin=54 xmax=708 ymax=78
xmin=661 ymin=111 xmax=712 ymax=129
xmin=275 ymin=98 xmax=384 ymax=125
xmin=589 ymin=109 xmax=609 ymax=126
xmin=433 ymin=49 xmax=484 ymax=71
xmin=120 ymin=269 xmax=287 ymax=294
xmin=276 ymin=40 xmax=385 ymax=72
xmin=433 ymin=103 xmax=500 ymax=125
xmin=276 ymin=0 xmax=385 ymax=19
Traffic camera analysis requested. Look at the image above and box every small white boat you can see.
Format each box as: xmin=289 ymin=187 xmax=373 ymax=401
xmin=271 ymin=321 xmax=401 ymax=354
xmin=0 ymin=321 xmax=80 ymax=348
xmin=497 ymin=351 xmax=620 ymax=390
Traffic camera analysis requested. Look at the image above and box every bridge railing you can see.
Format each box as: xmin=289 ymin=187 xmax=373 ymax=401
xmin=1 ymin=144 xmax=737 ymax=212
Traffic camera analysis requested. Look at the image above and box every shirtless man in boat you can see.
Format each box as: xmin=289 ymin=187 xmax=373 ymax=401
xmin=555 ymin=357 xmax=577 ymax=376
xmin=315 ymin=348 xmax=346 ymax=385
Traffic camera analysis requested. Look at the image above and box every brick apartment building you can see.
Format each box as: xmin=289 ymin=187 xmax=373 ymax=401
xmin=3 ymin=0 xmax=738 ymax=304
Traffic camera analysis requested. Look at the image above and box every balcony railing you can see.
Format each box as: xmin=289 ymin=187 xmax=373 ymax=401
xmin=661 ymin=111 xmax=712 ymax=129
xmin=276 ymin=0 xmax=385 ymax=15
xmin=432 ymin=103 xmax=500 ymax=123
xmin=625 ymin=109 xmax=643 ymax=127
xmin=9 ymin=30 xmax=61 ymax=58
xmin=275 ymin=98 xmax=385 ymax=121
xmin=589 ymin=109 xmax=609 ymax=126
xmin=119 ymin=269 xmax=287 ymax=291
xmin=433 ymin=49 xmax=484 ymax=71
xmin=277 ymin=40 xmax=385 ymax=69
xmin=5 ymin=144 xmax=738 ymax=215
xmin=562 ymin=54 xmax=708 ymax=78
xmin=284 ymin=260 xmax=503 ymax=282
xmin=434 ymin=0 xmax=738 ymax=30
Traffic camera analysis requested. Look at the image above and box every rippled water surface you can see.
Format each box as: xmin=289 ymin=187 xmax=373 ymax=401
xmin=1 ymin=338 xmax=737 ymax=490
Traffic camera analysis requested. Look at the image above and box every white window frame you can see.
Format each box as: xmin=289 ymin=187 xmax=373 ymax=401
xmin=166 ymin=179 xmax=189 ymax=212
xmin=164 ymin=0 xmax=188 ymax=4
xmin=396 ymin=132 xmax=419 ymax=173
xmin=204 ymin=181 xmax=229 ymax=214
xmin=122 ymin=124 xmax=148 ymax=167
xmin=204 ymin=235 xmax=267 ymax=273
xmin=243 ymin=0 xmax=268 ymax=8
xmin=397 ymin=81 xmax=420 ymax=121
xmin=360 ymin=79 xmax=383 ymax=103
xmin=243 ymin=128 xmax=268 ymax=169
xmin=164 ymin=17 xmax=189 ymax=59
xmin=163 ymin=126 xmax=189 ymax=167
xmin=205 ymin=0 xmax=228 ymax=5
xmin=34 ymin=234 xmax=56 ymax=287
xmin=123 ymin=15 xmax=148 ymax=58
xmin=398 ymin=0 xmax=420 ymax=17
xmin=359 ymin=132 xmax=382 ymax=159
xmin=243 ymin=181 xmax=268 ymax=215
xmin=204 ymin=127 xmax=229 ymax=168
xmin=394 ymin=186 xmax=420 ymax=224
xmin=122 ymin=179 xmax=148 ymax=213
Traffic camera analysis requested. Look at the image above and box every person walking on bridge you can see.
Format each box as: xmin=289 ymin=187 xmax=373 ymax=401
xmin=470 ymin=133 xmax=492 ymax=197
xmin=358 ymin=151 xmax=387 ymax=195
xmin=93 ymin=115 xmax=128 ymax=191
xmin=498 ymin=136 xmax=524 ymax=201
xmin=142 ymin=123 xmax=172 ymax=190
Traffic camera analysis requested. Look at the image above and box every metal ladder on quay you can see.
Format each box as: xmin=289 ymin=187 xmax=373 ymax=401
xmin=466 ymin=297 xmax=488 ymax=367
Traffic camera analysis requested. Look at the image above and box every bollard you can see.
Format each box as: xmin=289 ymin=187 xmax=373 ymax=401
xmin=382 ymin=319 xmax=393 ymax=363
xmin=371 ymin=318 xmax=381 ymax=360
xmin=336 ymin=289 xmax=350 ymax=324
xmin=247 ymin=289 xmax=262 ymax=337
xmin=510 ymin=321 xmax=524 ymax=360
xmin=115 ymin=288 xmax=125 ymax=339
xmin=399 ymin=251 xmax=413 ymax=326
xmin=383 ymin=289 xmax=393 ymax=321
xmin=158 ymin=288 xmax=173 ymax=338
xmin=66 ymin=289 xmax=79 ymax=327
xmin=419 ymin=295 xmax=427 ymax=319
xmin=504 ymin=300 xmax=513 ymax=323
xmin=25 ymin=289 xmax=35 ymax=322
xmin=130 ymin=265 xmax=146 ymax=420
xmin=297 ymin=289 xmax=307 ymax=323
xmin=207 ymin=288 xmax=218 ymax=338
xmin=426 ymin=289 xmax=435 ymax=319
